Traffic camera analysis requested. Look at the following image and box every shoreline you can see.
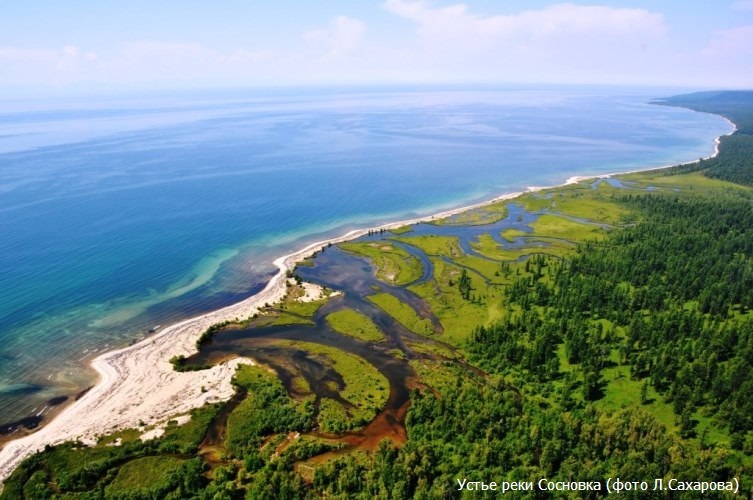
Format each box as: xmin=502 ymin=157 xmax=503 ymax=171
xmin=554 ymin=115 xmax=736 ymax=188
xmin=0 ymin=111 xmax=736 ymax=484
xmin=0 ymin=187 xmax=527 ymax=484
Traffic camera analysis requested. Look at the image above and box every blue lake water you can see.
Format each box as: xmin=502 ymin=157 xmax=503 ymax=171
xmin=0 ymin=86 xmax=733 ymax=426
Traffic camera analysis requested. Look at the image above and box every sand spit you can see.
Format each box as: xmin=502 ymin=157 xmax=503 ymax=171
xmin=0 ymin=189 xmax=523 ymax=484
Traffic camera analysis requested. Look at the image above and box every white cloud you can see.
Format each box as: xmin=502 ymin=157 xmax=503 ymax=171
xmin=0 ymin=41 xmax=274 ymax=86
xmin=732 ymin=1 xmax=753 ymax=12
xmin=117 ymin=41 xmax=214 ymax=71
xmin=0 ymin=4 xmax=745 ymax=89
xmin=377 ymin=1 xmax=669 ymax=84
xmin=702 ymin=24 xmax=753 ymax=58
xmin=119 ymin=41 xmax=214 ymax=62
xmin=219 ymin=49 xmax=272 ymax=64
xmin=99 ymin=41 xmax=273 ymax=83
xmin=0 ymin=45 xmax=98 ymax=84
xmin=382 ymin=1 xmax=666 ymax=41
xmin=303 ymin=16 xmax=365 ymax=60
xmin=0 ymin=45 xmax=95 ymax=64
xmin=0 ymin=46 xmax=52 ymax=64
xmin=117 ymin=41 xmax=269 ymax=66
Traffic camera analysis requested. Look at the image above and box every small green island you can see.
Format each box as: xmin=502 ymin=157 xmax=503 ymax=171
xmin=3 ymin=90 xmax=753 ymax=498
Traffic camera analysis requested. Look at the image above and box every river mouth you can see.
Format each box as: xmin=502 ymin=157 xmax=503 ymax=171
xmin=184 ymin=304 xmax=422 ymax=451
xmin=181 ymin=206 xmax=550 ymax=461
xmin=182 ymin=233 xmax=457 ymax=454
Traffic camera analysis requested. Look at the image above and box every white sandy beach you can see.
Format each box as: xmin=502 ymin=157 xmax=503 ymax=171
xmin=0 ymin=187 xmax=524 ymax=484
xmin=0 ymin=117 xmax=736 ymax=484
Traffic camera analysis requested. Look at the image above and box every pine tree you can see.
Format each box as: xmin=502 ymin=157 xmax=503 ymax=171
xmin=458 ymin=269 xmax=472 ymax=300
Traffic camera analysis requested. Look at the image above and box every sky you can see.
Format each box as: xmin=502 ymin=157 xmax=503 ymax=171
xmin=0 ymin=1 xmax=752 ymax=92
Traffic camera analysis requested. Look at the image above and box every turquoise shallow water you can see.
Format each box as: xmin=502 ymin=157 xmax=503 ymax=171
xmin=0 ymin=86 xmax=732 ymax=428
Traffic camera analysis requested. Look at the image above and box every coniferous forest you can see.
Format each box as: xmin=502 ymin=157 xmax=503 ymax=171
xmin=3 ymin=91 xmax=753 ymax=499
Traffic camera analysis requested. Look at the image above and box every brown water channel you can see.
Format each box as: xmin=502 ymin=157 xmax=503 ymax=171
xmin=183 ymin=244 xmax=443 ymax=451
xmin=183 ymin=203 xmax=557 ymax=455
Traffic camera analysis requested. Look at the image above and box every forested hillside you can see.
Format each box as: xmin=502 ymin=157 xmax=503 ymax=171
xmin=657 ymin=90 xmax=753 ymax=134
xmin=658 ymin=91 xmax=753 ymax=185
